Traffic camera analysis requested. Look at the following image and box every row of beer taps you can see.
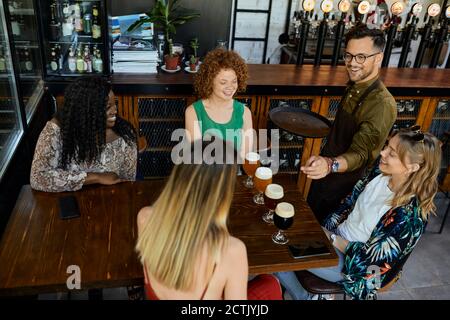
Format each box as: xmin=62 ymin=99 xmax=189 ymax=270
xmin=290 ymin=0 xmax=450 ymax=68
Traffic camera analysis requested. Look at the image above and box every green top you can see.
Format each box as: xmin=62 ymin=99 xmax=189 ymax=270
xmin=340 ymin=77 xmax=397 ymax=171
xmin=192 ymin=99 xmax=245 ymax=150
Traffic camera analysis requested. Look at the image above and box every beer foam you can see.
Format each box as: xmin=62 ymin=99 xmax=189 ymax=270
xmin=255 ymin=167 xmax=272 ymax=180
xmin=245 ymin=152 xmax=260 ymax=162
xmin=275 ymin=202 xmax=294 ymax=218
xmin=265 ymin=184 xmax=284 ymax=199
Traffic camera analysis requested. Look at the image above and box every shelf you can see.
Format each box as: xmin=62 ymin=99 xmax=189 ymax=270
xmin=48 ymin=40 xmax=103 ymax=45
xmin=9 ymin=8 xmax=35 ymax=16
xmin=397 ymin=116 xmax=417 ymax=120
xmin=432 ymin=116 xmax=450 ymax=120
xmin=139 ymin=118 xmax=184 ymax=122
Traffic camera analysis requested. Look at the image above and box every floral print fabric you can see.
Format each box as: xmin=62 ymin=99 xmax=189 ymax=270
xmin=30 ymin=121 xmax=137 ymax=192
xmin=323 ymin=160 xmax=426 ymax=299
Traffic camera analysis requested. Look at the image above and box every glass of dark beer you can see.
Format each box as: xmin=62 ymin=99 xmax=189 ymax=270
xmin=263 ymin=184 xmax=284 ymax=224
xmin=272 ymin=202 xmax=294 ymax=245
xmin=242 ymin=152 xmax=260 ymax=188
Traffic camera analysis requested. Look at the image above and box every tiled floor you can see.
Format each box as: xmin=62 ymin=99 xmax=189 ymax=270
xmin=38 ymin=193 xmax=450 ymax=300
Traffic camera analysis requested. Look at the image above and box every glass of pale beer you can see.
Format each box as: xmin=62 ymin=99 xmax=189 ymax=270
xmin=272 ymin=202 xmax=294 ymax=245
xmin=242 ymin=152 xmax=260 ymax=188
xmin=253 ymin=167 xmax=272 ymax=205
xmin=263 ymin=184 xmax=284 ymax=224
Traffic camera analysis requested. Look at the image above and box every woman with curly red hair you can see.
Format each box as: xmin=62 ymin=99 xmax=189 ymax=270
xmin=185 ymin=48 xmax=254 ymax=156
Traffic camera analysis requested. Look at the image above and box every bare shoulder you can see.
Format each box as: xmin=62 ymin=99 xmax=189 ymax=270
xmin=185 ymin=104 xmax=196 ymax=117
xmin=225 ymin=236 xmax=247 ymax=259
xmin=137 ymin=206 xmax=153 ymax=230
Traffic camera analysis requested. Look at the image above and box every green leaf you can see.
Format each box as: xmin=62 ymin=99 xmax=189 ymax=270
xmin=126 ymin=19 xmax=144 ymax=32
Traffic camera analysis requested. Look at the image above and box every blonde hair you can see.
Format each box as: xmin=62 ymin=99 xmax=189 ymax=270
xmin=136 ymin=141 xmax=238 ymax=291
xmin=390 ymin=130 xmax=442 ymax=220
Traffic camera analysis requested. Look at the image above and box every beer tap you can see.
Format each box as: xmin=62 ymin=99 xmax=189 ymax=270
xmin=429 ymin=5 xmax=449 ymax=68
xmin=296 ymin=0 xmax=315 ymax=65
xmin=331 ymin=0 xmax=351 ymax=66
xmin=314 ymin=0 xmax=333 ymax=66
xmin=398 ymin=4 xmax=422 ymax=68
xmin=414 ymin=3 xmax=442 ymax=67
xmin=445 ymin=6 xmax=450 ymax=68
xmin=356 ymin=0 xmax=371 ymax=24
xmin=382 ymin=2 xmax=404 ymax=67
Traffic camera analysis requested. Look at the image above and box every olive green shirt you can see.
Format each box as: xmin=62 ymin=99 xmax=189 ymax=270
xmin=340 ymin=76 xmax=397 ymax=172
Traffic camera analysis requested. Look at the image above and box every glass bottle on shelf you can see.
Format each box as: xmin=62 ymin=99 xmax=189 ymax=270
xmin=74 ymin=3 xmax=83 ymax=33
xmin=24 ymin=47 xmax=33 ymax=72
xmin=50 ymin=47 xmax=59 ymax=72
xmin=11 ymin=15 xmax=21 ymax=36
xmin=84 ymin=45 xmax=92 ymax=73
xmin=92 ymin=5 xmax=101 ymax=39
xmin=62 ymin=16 xmax=74 ymax=37
xmin=83 ymin=13 xmax=92 ymax=35
xmin=49 ymin=3 xmax=61 ymax=40
xmin=62 ymin=0 xmax=71 ymax=17
xmin=55 ymin=44 xmax=62 ymax=71
xmin=0 ymin=48 xmax=6 ymax=72
xmin=93 ymin=49 xmax=103 ymax=73
xmin=76 ymin=48 xmax=84 ymax=73
xmin=68 ymin=47 xmax=76 ymax=72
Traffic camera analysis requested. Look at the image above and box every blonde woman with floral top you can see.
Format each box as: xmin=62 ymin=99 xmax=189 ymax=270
xmin=276 ymin=127 xmax=441 ymax=299
xmin=30 ymin=77 xmax=137 ymax=192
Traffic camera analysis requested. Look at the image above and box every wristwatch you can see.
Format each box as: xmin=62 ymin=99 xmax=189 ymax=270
xmin=331 ymin=158 xmax=340 ymax=173
xmin=330 ymin=233 xmax=337 ymax=245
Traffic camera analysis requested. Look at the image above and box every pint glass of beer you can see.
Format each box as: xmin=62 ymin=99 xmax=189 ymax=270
xmin=253 ymin=167 xmax=273 ymax=205
xmin=272 ymin=202 xmax=294 ymax=245
xmin=263 ymin=184 xmax=284 ymax=224
xmin=242 ymin=152 xmax=260 ymax=188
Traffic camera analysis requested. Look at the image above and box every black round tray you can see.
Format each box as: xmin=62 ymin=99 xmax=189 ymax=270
xmin=269 ymin=106 xmax=332 ymax=138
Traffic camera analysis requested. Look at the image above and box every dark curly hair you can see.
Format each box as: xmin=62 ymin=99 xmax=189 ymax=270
xmin=194 ymin=48 xmax=248 ymax=99
xmin=56 ymin=77 xmax=137 ymax=169
xmin=345 ymin=23 xmax=386 ymax=52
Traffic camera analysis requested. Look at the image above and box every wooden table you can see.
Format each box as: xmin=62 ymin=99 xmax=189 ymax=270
xmin=0 ymin=176 xmax=338 ymax=296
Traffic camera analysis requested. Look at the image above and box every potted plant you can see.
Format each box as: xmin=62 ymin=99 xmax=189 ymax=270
xmin=190 ymin=37 xmax=200 ymax=64
xmin=127 ymin=0 xmax=200 ymax=70
xmin=165 ymin=39 xmax=179 ymax=70
xmin=189 ymin=55 xmax=197 ymax=71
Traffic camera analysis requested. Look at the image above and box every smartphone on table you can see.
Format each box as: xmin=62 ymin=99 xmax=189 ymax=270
xmin=58 ymin=195 xmax=81 ymax=220
xmin=288 ymin=241 xmax=331 ymax=259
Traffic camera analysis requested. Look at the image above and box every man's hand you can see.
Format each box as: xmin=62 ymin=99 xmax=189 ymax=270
xmin=300 ymin=156 xmax=331 ymax=179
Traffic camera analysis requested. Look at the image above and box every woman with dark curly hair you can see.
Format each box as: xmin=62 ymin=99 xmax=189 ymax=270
xmin=30 ymin=77 xmax=137 ymax=192
xmin=185 ymin=48 xmax=254 ymax=156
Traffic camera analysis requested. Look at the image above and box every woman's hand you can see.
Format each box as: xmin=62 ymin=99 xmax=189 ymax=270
xmin=85 ymin=172 xmax=123 ymax=186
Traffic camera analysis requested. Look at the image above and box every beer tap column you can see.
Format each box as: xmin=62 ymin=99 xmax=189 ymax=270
xmin=331 ymin=0 xmax=351 ymax=66
xmin=414 ymin=14 xmax=433 ymax=67
xmin=430 ymin=5 xmax=449 ymax=68
xmin=296 ymin=0 xmax=315 ymax=65
xmin=382 ymin=2 xmax=405 ymax=67
xmin=399 ymin=4 xmax=421 ymax=68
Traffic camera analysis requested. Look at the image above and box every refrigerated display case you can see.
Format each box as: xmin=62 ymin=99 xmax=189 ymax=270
xmin=36 ymin=0 xmax=110 ymax=79
xmin=0 ymin=2 xmax=25 ymax=181
xmin=4 ymin=0 xmax=43 ymax=122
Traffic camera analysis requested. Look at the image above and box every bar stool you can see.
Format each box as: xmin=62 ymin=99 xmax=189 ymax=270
xmin=294 ymin=253 xmax=410 ymax=300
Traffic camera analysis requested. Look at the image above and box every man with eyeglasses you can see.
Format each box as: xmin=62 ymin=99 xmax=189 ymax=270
xmin=303 ymin=24 xmax=397 ymax=224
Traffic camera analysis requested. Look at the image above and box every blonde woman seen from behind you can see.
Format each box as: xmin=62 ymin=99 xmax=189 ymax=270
xmin=136 ymin=140 xmax=282 ymax=300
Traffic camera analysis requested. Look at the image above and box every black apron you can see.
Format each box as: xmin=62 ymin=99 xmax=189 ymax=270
xmin=307 ymin=79 xmax=381 ymax=223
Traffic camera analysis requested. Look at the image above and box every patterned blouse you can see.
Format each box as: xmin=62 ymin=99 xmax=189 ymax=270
xmin=323 ymin=160 xmax=426 ymax=300
xmin=30 ymin=121 xmax=137 ymax=192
